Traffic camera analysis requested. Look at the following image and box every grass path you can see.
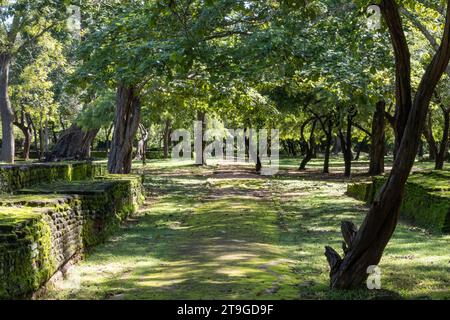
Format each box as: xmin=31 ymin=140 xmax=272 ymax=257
xmin=40 ymin=164 xmax=450 ymax=300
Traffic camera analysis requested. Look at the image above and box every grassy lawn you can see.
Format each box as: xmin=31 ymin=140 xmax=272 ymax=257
xmin=40 ymin=158 xmax=450 ymax=300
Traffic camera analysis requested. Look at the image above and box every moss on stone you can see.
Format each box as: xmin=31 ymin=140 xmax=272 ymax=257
xmin=347 ymin=182 xmax=373 ymax=202
xmin=0 ymin=165 xmax=143 ymax=299
xmin=0 ymin=162 xmax=106 ymax=194
xmin=347 ymin=172 xmax=450 ymax=233
xmin=0 ymin=206 xmax=56 ymax=299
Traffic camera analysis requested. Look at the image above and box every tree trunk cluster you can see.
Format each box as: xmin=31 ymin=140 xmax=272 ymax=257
xmin=325 ymin=0 xmax=450 ymax=289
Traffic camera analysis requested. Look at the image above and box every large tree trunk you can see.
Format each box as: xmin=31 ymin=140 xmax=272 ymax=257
xmin=435 ymin=106 xmax=450 ymax=170
xmin=369 ymin=100 xmax=386 ymax=175
xmin=108 ymin=84 xmax=141 ymax=174
xmin=299 ymin=118 xmax=317 ymax=170
xmin=47 ymin=124 xmax=98 ymax=161
xmin=0 ymin=54 xmax=15 ymax=163
xmin=325 ymin=0 xmax=450 ymax=289
xmin=423 ymin=112 xmax=438 ymax=160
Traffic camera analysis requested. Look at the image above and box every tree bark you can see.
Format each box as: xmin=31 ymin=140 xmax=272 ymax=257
xmin=323 ymin=120 xmax=333 ymax=174
xmin=369 ymin=100 xmax=386 ymax=175
xmin=339 ymin=112 xmax=355 ymax=177
xmin=388 ymin=1 xmax=413 ymax=156
xmin=326 ymin=0 xmax=450 ymax=289
xmin=299 ymin=118 xmax=317 ymax=170
xmin=47 ymin=123 xmax=98 ymax=161
xmin=435 ymin=106 xmax=450 ymax=169
xmin=0 ymin=54 xmax=15 ymax=163
xmin=108 ymin=84 xmax=141 ymax=174
xmin=22 ymin=127 xmax=32 ymax=161
xmin=196 ymin=111 xmax=207 ymax=166
xmin=13 ymin=111 xmax=33 ymax=161
xmin=354 ymin=140 xmax=363 ymax=161
xmin=256 ymin=155 xmax=262 ymax=173
xmin=423 ymin=112 xmax=438 ymax=160
xmin=418 ymin=139 xmax=424 ymax=158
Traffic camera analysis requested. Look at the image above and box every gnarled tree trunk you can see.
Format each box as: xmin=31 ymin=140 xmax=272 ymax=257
xmin=0 ymin=54 xmax=15 ymax=163
xmin=47 ymin=123 xmax=99 ymax=161
xmin=325 ymin=0 xmax=450 ymax=289
xmin=108 ymin=84 xmax=141 ymax=174
xmin=369 ymin=100 xmax=386 ymax=175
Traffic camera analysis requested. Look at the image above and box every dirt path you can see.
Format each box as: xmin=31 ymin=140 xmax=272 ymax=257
xmin=40 ymin=165 xmax=302 ymax=299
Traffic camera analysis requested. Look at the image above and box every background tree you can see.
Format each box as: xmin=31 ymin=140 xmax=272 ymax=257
xmin=0 ymin=0 xmax=69 ymax=162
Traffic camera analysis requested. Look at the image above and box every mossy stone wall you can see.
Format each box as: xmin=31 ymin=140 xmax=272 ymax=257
xmin=0 ymin=162 xmax=106 ymax=194
xmin=0 ymin=169 xmax=143 ymax=299
xmin=347 ymin=172 xmax=450 ymax=233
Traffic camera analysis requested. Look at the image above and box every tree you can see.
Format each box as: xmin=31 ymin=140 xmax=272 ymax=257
xmin=108 ymin=84 xmax=142 ymax=173
xmin=10 ymin=32 xmax=67 ymax=160
xmin=298 ymin=117 xmax=317 ymax=170
xmin=0 ymin=0 xmax=69 ymax=162
xmin=48 ymin=89 xmax=115 ymax=161
xmin=400 ymin=3 xmax=450 ymax=168
xmin=369 ymin=100 xmax=386 ymax=175
xmin=325 ymin=0 xmax=450 ymax=289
